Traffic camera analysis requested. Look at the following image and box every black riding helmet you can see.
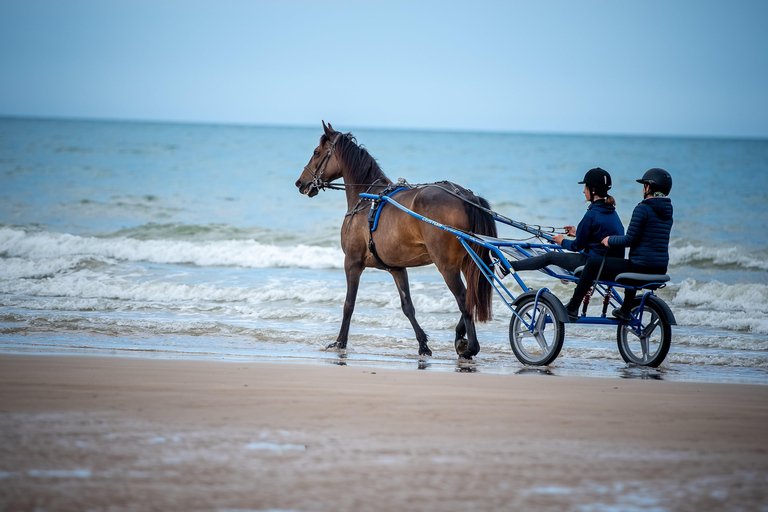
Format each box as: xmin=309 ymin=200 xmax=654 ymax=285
xmin=578 ymin=167 xmax=612 ymax=201
xmin=637 ymin=168 xmax=672 ymax=195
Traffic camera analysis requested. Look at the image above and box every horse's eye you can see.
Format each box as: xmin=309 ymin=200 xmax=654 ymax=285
xmin=313 ymin=151 xmax=319 ymax=156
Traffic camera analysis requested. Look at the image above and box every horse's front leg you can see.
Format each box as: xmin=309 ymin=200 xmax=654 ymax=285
xmin=390 ymin=268 xmax=431 ymax=357
xmin=327 ymin=259 xmax=364 ymax=350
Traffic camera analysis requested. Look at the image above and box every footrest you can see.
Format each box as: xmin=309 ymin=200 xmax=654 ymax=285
xmin=614 ymin=273 xmax=670 ymax=289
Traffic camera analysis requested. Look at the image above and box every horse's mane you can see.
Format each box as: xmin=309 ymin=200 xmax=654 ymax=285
xmin=322 ymin=132 xmax=390 ymax=186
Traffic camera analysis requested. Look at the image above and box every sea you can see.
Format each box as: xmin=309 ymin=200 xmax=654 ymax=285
xmin=1 ymin=117 xmax=767 ymax=384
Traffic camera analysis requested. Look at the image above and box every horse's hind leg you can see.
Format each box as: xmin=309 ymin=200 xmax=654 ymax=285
xmin=441 ymin=268 xmax=480 ymax=359
xmin=390 ymin=268 xmax=431 ymax=356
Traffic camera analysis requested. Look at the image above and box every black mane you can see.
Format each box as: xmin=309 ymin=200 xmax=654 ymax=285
xmin=322 ymin=132 xmax=390 ymax=186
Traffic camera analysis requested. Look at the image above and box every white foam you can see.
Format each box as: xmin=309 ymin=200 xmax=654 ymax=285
xmin=672 ymin=278 xmax=768 ymax=312
xmin=0 ymin=227 xmax=344 ymax=270
xmin=672 ymin=333 xmax=768 ymax=352
xmin=673 ymin=309 xmax=768 ymax=335
xmin=667 ymin=352 xmax=768 ymax=368
xmin=0 ymin=255 xmax=106 ymax=279
xmin=245 ymin=442 xmax=306 ymax=452
xmin=0 ymin=272 xmax=344 ymax=306
xmin=669 ymin=279 xmax=768 ymax=334
xmin=670 ymin=243 xmax=768 ymax=271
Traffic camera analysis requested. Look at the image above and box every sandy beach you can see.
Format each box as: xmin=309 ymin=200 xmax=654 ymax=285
xmin=1 ymin=355 xmax=767 ymax=511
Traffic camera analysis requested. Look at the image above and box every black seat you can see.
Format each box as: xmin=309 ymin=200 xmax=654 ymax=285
xmin=614 ymin=273 xmax=670 ymax=289
xmin=572 ymin=266 xmax=669 ymax=289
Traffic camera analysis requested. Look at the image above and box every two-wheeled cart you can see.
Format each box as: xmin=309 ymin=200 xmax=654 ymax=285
xmin=361 ymin=192 xmax=676 ymax=367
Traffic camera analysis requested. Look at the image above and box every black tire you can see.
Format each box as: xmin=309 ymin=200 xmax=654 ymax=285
xmin=509 ymin=295 xmax=565 ymax=366
xmin=616 ymin=298 xmax=672 ymax=367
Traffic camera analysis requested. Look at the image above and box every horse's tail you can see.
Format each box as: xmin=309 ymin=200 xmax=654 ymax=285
xmin=461 ymin=191 xmax=497 ymax=323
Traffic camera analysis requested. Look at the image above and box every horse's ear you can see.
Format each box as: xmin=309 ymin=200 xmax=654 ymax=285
xmin=327 ymin=122 xmax=335 ymax=133
xmin=322 ymin=120 xmax=332 ymax=137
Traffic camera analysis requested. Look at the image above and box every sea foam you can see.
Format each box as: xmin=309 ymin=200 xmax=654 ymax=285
xmin=670 ymin=243 xmax=768 ymax=271
xmin=0 ymin=227 xmax=344 ymax=270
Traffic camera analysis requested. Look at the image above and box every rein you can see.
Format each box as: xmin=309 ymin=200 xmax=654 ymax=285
xmin=304 ymin=132 xmax=563 ymax=238
xmin=317 ymin=178 xmax=565 ymax=239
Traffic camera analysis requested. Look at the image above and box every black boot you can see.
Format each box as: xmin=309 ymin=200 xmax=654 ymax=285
xmin=565 ymin=303 xmax=579 ymax=323
xmin=612 ymin=308 xmax=632 ymax=323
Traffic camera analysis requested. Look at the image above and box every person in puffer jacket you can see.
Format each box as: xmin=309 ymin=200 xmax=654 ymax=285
xmin=511 ymin=168 xmax=624 ymax=274
xmin=565 ymin=168 xmax=674 ymax=322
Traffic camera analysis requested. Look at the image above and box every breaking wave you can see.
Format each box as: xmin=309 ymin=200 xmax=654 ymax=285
xmin=0 ymin=227 xmax=344 ymax=271
xmin=670 ymin=243 xmax=768 ymax=271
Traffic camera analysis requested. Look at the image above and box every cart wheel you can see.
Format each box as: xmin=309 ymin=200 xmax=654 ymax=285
xmin=616 ymin=299 xmax=672 ymax=367
xmin=509 ymin=295 xmax=564 ymax=366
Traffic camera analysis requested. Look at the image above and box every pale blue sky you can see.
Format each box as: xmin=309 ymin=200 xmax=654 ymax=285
xmin=1 ymin=0 xmax=766 ymax=137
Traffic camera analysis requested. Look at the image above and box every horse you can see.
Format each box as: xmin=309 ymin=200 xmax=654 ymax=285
xmin=295 ymin=121 xmax=497 ymax=359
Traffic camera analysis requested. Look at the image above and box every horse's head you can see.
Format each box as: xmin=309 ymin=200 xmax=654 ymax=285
xmin=295 ymin=121 xmax=344 ymax=197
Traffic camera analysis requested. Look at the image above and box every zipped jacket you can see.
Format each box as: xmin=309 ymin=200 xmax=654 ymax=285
xmin=607 ymin=197 xmax=673 ymax=269
xmin=561 ymin=200 xmax=625 ymax=258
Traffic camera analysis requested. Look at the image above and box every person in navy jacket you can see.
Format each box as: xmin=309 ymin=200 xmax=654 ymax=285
xmin=511 ymin=168 xmax=624 ymax=274
xmin=564 ymin=168 xmax=674 ymax=322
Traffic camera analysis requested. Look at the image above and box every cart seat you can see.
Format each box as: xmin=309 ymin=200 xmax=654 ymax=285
xmin=614 ymin=273 xmax=670 ymax=289
xmin=573 ymin=266 xmax=669 ymax=289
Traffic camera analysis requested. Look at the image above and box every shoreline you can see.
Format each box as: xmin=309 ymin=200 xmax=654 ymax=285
xmin=1 ymin=345 xmax=767 ymax=386
xmin=2 ymin=353 xmax=767 ymax=511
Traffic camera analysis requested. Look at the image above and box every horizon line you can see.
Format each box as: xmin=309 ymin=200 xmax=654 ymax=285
xmin=2 ymin=113 xmax=766 ymax=143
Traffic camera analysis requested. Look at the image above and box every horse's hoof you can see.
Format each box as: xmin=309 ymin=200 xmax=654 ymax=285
xmin=459 ymin=351 xmax=475 ymax=360
xmin=419 ymin=346 xmax=432 ymax=357
xmin=325 ymin=341 xmax=346 ymax=350
xmin=455 ymin=338 xmax=468 ymax=356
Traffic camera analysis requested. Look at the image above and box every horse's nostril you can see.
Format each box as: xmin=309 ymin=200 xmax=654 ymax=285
xmin=295 ymin=179 xmax=302 ymax=188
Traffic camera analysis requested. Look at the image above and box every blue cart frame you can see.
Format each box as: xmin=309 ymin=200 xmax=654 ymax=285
xmin=361 ymin=192 xmax=676 ymax=367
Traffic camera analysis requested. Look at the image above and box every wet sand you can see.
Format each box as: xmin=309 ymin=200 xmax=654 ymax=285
xmin=1 ymin=354 xmax=767 ymax=511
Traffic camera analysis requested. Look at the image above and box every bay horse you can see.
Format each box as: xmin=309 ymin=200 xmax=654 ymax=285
xmin=295 ymin=122 xmax=497 ymax=359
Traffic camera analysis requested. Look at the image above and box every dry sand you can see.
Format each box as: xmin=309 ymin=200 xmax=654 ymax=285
xmin=1 ymin=354 xmax=767 ymax=511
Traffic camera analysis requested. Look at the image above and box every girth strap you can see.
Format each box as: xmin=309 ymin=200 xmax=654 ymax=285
xmin=367 ymin=185 xmax=409 ymax=271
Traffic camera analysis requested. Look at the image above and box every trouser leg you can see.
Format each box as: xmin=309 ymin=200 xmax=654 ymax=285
xmin=512 ymin=251 xmax=586 ymax=272
xmin=566 ymin=257 xmax=631 ymax=311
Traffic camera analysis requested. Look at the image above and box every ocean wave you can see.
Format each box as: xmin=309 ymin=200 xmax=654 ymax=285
xmin=108 ymin=222 xmax=342 ymax=246
xmin=673 ymin=309 xmax=768 ymax=335
xmin=0 ymin=227 xmax=344 ymax=270
xmin=671 ymin=333 xmax=768 ymax=352
xmin=0 ymin=313 xmax=320 ymax=344
xmin=0 ymin=274 xmax=345 ymax=306
xmin=670 ymin=243 xmax=768 ymax=271
xmin=0 ymin=255 xmax=112 ymax=279
xmin=670 ymin=278 xmax=768 ymax=312
xmin=666 ymin=352 xmax=768 ymax=368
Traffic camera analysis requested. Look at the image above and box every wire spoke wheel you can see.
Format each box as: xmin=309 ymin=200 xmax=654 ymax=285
xmin=509 ymin=296 xmax=564 ymax=366
xmin=617 ymin=299 xmax=671 ymax=367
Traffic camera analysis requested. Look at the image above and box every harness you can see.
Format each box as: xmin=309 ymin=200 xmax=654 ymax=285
xmin=366 ymin=184 xmax=411 ymax=270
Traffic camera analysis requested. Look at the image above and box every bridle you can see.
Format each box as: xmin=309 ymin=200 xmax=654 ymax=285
xmin=303 ymin=133 xmax=342 ymax=191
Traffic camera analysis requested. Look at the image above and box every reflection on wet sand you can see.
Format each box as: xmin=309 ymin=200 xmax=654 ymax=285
xmin=516 ymin=367 xmax=556 ymax=377
xmin=327 ymin=352 xmax=347 ymax=367
xmin=619 ymin=366 xmax=665 ymax=381
xmin=455 ymin=361 xmax=478 ymax=373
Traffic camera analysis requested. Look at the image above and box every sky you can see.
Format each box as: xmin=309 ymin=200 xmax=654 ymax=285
xmin=0 ymin=0 xmax=766 ymax=138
